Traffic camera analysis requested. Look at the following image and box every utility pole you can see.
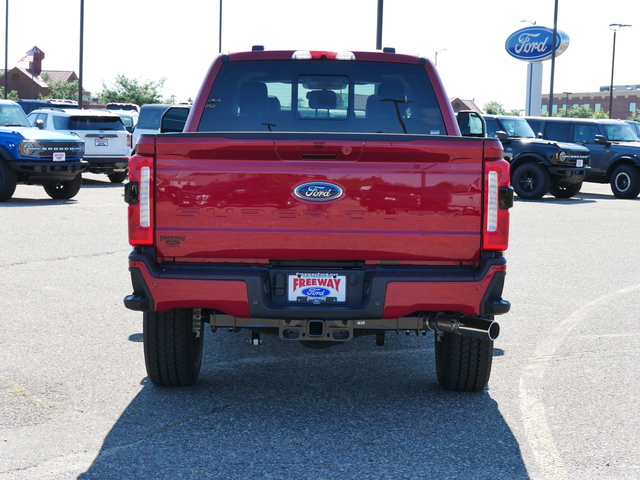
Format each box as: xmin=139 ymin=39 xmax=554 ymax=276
xmin=547 ymin=0 xmax=558 ymax=116
xmin=78 ymin=0 xmax=84 ymax=107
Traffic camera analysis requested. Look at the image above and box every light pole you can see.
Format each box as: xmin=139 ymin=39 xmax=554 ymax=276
xmin=563 ymin=91 xmax=571 ymax=116
xmin=608 ymin=23 xmax=631 ymax=118
xmin=435 ymin=49 xmax=446 ymax=67
xmin=4 ymin=0 xmax=8 ymax=99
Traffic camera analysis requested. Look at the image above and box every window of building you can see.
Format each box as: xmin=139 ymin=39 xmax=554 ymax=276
xmin=552 ymin=104 xmax=558 ymax=114
xmin=541 ymin=105 xmax=548 ymax=113
xmin=595 ymin=103 xmax=602 ymax=111
xmin=630 ymin=102 xmax=637 ymax=112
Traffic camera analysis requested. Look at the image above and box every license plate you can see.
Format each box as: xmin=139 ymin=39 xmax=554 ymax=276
xmin=53 ymin=152 xmax=65 ymax=162
xmin=95 ymin=139 xmax=108 ymax=147
xmin=576 ymin=159 xmax=584 ymax=167
xmin=287 ymin=273 xmax=347 ymax=303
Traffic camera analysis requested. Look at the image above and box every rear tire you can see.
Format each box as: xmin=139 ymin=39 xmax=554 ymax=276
xmin=549 ymin=182 xmax=582 ymax=199
xmin=511 ymin=162 xmax=551 ymax=200
xmin=107 ymin=171 xmax=128 ymax=183
xmin=610 ymin=164 xmax=640 ymax=199
xmin=0 ymin=159 xmax=17 ymax=202
xmin=435 ymin=332 xmax=493 ymax=392
xmin=143 ymin=308 xmax=204 ymax=386
xmin=43 ymin=174 xmax=82 ymax=200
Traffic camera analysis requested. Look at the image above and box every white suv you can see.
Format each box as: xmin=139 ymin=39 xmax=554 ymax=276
xmin=29 ymin=109 xmax=132 ymax=183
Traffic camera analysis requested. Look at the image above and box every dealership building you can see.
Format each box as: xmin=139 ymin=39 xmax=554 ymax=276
xmin=541 ymin=85 xmax=640 ymax=120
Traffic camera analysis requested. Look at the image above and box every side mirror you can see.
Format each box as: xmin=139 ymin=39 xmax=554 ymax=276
xmin=496 ymin=131 xmax=510 ymax=143
xmin=456 ymin=110 xmax=485 ymax=137
xmin=160 ymin=107 xmax=190 ymax=133
xmin=35 ymin=119 xmax=45 ymax=129
xmin=595 ymin=134 xmax=610 ymax=145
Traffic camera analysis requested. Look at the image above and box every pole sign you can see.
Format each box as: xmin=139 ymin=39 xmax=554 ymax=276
xmin=505 ymin=26 xmax=570 ymax=62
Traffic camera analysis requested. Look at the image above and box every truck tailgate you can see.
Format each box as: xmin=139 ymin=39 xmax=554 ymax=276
xmin=152 ymin=135 xmax=485 ymax=263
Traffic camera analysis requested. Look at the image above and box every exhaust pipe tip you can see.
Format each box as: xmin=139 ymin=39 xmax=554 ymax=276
xmin=425 ymin=313 xmax=500 ymax=341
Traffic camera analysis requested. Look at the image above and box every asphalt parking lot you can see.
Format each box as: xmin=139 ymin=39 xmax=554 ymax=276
xmin=1 ymin=174 xmax=639 ymax=479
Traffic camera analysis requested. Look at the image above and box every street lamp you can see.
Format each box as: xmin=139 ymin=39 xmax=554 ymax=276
xmin=563 ymin=91 xmax=571 ymax=116
xmin=608 ymin=23 xmax=632 ymax=118
xmin=435 ymin=49 xmax=446 ymax=67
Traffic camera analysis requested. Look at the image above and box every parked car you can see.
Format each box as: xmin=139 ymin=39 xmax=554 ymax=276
xmin=113 ymin=110 xmax=139 ymax=133
xmin=133 ymin=104 xmax=186 ymax=148
xmin=626 ymin=120 xmax=640 ymax=139
xmin=526 ymin=116 xmax=640 ymax=198
xmin=105 ymin=102 xmax=140 ymax=113
xmin=0 ymin=99 xmax=86 ymax=201
xmin=17 ymin=99 xmax=79 ymax=115
xmin=29 ymin=108 xmax=131 ymax=183
xmin=482 ymin=114 xmax=590 ymax=199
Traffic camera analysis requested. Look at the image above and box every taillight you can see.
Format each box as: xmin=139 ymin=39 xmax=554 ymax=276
xmin=127 ymin=155 xmax=153 ymax=246
xmin=127 ymin=134 xmax=132 ymax=148
xmin=483 ymin=157 xmax=513 ymax=251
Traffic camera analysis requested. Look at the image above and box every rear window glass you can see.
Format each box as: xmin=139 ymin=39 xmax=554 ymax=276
xmin=198 ymin=60 xmax=446 ymax=135
xmin=137 ymin=106 xmax=169 ymax=130
xmin=68 ymin=116 xmax=125 ymax=131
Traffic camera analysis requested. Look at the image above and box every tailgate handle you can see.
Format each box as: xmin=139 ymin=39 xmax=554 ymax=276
xmin=300 ymin=153 xmax=338 ymax=159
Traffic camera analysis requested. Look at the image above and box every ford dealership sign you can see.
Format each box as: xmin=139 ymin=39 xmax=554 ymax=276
xmin=505 ymin=26 xmax=570 ymax=62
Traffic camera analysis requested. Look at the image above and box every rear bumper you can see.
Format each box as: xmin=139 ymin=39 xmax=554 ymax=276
xmin=84 ymin=157 xmax=129 ymax=173
xmin=124 ymin=249 xmax=510 ymax=320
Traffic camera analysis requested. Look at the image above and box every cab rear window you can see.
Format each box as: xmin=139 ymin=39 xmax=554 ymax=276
xmin=67 ymin=116 xmax=125 ymax=131
xmin=198 ymin=60 xmax=446 ymax=135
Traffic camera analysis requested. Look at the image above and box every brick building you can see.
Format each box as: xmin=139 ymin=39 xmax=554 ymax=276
xmin=541 ymin=85 xmax=640 ymax=120
xmin=1 ymin=67 xmax=78 ymax=99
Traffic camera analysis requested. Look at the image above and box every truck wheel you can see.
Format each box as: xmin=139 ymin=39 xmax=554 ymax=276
xmin=435 ymin=332 xmax=493 ymax=392
xmin=107 ymin=171 xmax=128 ymax=183
xmin=43 ymin=174 xmax=82 ymax=200
xmin=549 ymin=182 xmax=581 ymax=199
xmin=0 ymin=159 xmax=18 ymax=202
xmin=143 ymin=308 xmax=204 ymax=386
xmin=511 ymin=162 xmax=551 ymax=200
xmin=610 ymin=165 xmax=640 ymax=199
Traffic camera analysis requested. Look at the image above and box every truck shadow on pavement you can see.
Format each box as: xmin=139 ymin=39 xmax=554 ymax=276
xmin=79 ymin=332 xmax=529 ymax=480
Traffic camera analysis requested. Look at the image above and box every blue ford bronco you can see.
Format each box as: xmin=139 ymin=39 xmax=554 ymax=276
xmin=0 ymin=100 xmax=86 ymax=201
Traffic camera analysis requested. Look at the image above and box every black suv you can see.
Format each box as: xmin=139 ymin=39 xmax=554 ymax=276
xmin=484 ymin=115 xmax=590 ymax=199
xmin=526 ymin=117 xmax=640 ymax=199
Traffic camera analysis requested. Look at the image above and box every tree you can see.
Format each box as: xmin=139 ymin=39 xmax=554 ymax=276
xmin=99 ymin=74 xmax=166 ymax=106
xmin=552 ymin=105 xmax=602 ymax=119
xmin=41 ymin=73 xmax=80 ymax=100
xmin=627 ymin=110 xmax=640 ymax=122
xmin=483 ymin=101 xmax=506 ymax=115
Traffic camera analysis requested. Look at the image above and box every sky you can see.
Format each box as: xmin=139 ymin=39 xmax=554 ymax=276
xmin=2 ymin=0 xmax=639 ymax=112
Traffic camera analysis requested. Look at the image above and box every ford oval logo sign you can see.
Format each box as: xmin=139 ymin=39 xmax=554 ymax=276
xmin=293 ymin=182 xmax=343 ymax=202
xmin=301 ymin=287 xmax=331 ymax=297
xmin=505 ymin=27 xmax=570 ymax=62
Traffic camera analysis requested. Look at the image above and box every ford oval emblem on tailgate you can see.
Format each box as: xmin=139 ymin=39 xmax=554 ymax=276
xmin=293 ymin=182 xmax=343 ymax=202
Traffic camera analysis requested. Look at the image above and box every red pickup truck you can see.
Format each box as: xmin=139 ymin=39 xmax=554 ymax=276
xmin=124 ymin=48 xmax=513 ymax=392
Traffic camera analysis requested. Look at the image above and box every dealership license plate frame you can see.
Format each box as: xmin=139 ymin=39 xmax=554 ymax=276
xmin=287 ymin=272 xmax=347 ymax=304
